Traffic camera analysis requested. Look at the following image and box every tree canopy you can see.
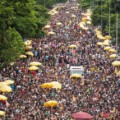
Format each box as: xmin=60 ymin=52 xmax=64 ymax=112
xmin=79 ymin=0 xmax=120 ymax=44
xmin=0 ymin=0 xmax=67 ymax=65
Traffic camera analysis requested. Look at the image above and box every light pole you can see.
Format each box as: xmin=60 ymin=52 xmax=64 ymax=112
xmin=116 ymin=12 xmax=118 ymax=55
xmin=108 ymin=0 xmax=111 ymax=35
xmin=101 ymin=0 xmax=103 ymax=32
xmin=44 ymin=0 xmax=45 ymax=7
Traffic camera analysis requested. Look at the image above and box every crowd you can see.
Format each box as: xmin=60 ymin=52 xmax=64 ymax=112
xmin=0 ymin=1 xmax=120 ymax=120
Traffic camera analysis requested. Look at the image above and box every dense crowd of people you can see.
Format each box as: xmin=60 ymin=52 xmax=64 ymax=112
xmin=0 ymin=1 xmax=120 ymax=120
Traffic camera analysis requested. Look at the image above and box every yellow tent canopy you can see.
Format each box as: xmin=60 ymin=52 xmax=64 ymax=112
xmin=24 ymin=40 xmax=32 ymax=46
xmin=66 ymin=11 xmax=69 ymax=14
xmin=26 ymin=52 xmax=34 ymax=56
xmin=48 ymin=31 xmax=55 ymax=35
xmin=109 ymin=48 xmax=116 ymax=53
xmin=86 ymin=21 xmax=92 ymax=24
xmin=56 ymin=22 xmax=62 ymax=26
xmin=29 ymin=62 xmax=42 ymax=66
xmin=51 ymin=81 xmax=62 ymax=89
xmin=28 ymin=66 xmax=39 ymax=71
xmin=0 ymin=111 xmax=5 ymax=116
xmin=112 ymin=61 xmax=120 ymax=66
xmin=19 ymin=55 xmax=27 ymax=58
xmin=0 ymin=95 xmax=7 ymax=101
xmin=41 ymin=83 xmax=53 ymax=89
xmin=109 ymin=54 xmax=117 ymax=58
xmin=97 ymin=42 xmax=103 ymax=46
xmin=68 ymin=45 xmax=77 ymax=48
xmin=44 ymin=100 xmax=58 ymax=107
xmin=25 ymin=46 xmax=32 ymax=50
xmin=4 ymin=80 xmax=14 ymax=85
xmin=70 ymin=73 xmax=82 ymax=79
xmin=104 ymin=46 xmax=111 ymax=51
xmin=105 ymin=35 xmax=111 ymax=40
xmin=0 ymin=84 xmax=12 ymax=93
xmin=44 ymin=25 xmax=51 ymax=29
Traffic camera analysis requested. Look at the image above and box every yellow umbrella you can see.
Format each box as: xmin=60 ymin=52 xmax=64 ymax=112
xmin=0 ymin=85 xmax=12 ymax=93
xmin=112 ymin=61 xmax=120 ymax=66
xmin=82 ymin=17 xmax=87 ymax=22
xmin=66 ymin=11 xmax=69 ymax=14
xmin=4 ymin=80 xmax=14 ymax=85
xmin=44 ymin=100 xmax=58 ymax=107
xmin=19 ymin=55 xmax=27 ymax=58
xmin=117 ymin=71 xmax=120 ymax=76
xmin=68 ymin=45 xmax=77 ymax=48
xmin=26 ymin=51 xmax=34 ymax=56
xmin=28 ymin=66 xmax=39 ymax=71
xmin=103 ymin=41 xmax=109 ymax=46
xmin=86 ymin=21 xmax=91 ymax=24
xmin=104 ymin=46 xmax=111 ymax=51
xmin=44 ymin=25 xmax=51 ymax=29
xmin=51 ymin=81 xmax=62 ymax=89
xmin=56 ymin=22 xmax=62 ymax=26
xmin=0 ymin=95 xmax=8 ymax=101
xmin=97 ymin=42 xmax=103 ymax=46
xmin=109 ymin=54 xmax=117 ymax=58
xmin=29 ymin=62 xmax=42 ymax=66
xmin=41 ymin=83 xmax=53 ymax=89
xmin=24 ymin=40 xmax=32 ymax=46
xmin=105 ymin=35 xmax=111 ymax=40
xmin=25 ymin=46 xmax=32 ymax=50
xmin=0 ymin=111 xmax=5 ymax=116
xmin=48 ymin=31 xmax=55 ymax=35
xmin=109 ymin=48 xmax=116 ymax=53
xmin=71 ymin=14 xmax=76 ymax=18
xmin=70 ymin=73 xmax=82 ymax=79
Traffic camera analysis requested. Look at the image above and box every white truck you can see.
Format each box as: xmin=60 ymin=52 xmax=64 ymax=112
xmin=70 ymin=66 xmax=84 ymax=76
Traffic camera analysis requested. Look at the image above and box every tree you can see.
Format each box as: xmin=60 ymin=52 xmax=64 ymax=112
xmin=0 ymin=28 xmax=24 ymax=65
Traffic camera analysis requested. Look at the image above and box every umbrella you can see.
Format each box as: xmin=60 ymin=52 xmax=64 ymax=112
xmin=0 ymin=111 xmax=5 ymax=116
xmin=51 ymin=81 xmax=62 ymax=89
xmin=41 ymin=83 xmax=53 ymax=89
xmin=71 ymin=14 xmax=76 ymax=18
xmin=109 ymin=48 xmax=116 ymax=53
xmin=117 ymin=71 xmax=120 ymax=76
xmin=4 ymin=80 xmax=14 ymax=85
xmin=29 ymin=62 xmax=42 ymax=66
xmin=24 ymin=40 xmax=32 ymax=46
xmin=0 ymin=85 xmax=12 ymax=93
xmin=44 ymin=100 xmax=58 ymax=107
xmin=97 ymin=42 xmax=103 ymax=46
xmin=44 ymin=25 xmax=51 ymax=29
xmin=68 ymin=45 xmax=77 ymax=48
xmin=70 ymin=73 xmax=82 ymax=79
xmin=112 ymin=61 xmax=120 ymax=66
xmin=28 ymin=66 xmax=39 ymax=71
xmin=72 ymin=111 xmax=93 ymax=119
xmin=0 ymin=95 xmax=7 ymax=101
xmin=105 ymin=35 xmax=111 ymax=40
xmin=56 ymin=22 xmax=62 ymax=26
xmin=19 ymin=55 xmax=27 ymax=58
xmin=104 ymin=46 xmax=111 ymax=51
xmin=109 ymin=54 xmax=117 ymax=58
xmin=82 ymin=17 xmax=87 ymax=22
xmin=48 ymin=31 xmax=55 ymax=35
xmin=26 ymin=51 xmax=34 ymax=56
xmin=86 ymin=21 xmax=91 ymax=24
xmin=66 ymin=11 xmax=69 ymax=14
xmin=102 ymin=40 xmax=110 ymax=46
xmin=25 ymin=46 xmax=32 ymax=50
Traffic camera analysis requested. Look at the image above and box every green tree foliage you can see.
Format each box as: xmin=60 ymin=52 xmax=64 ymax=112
xmin=0 ymin=28 xmax=24 ymax=64
xmin=79 ymin=0 xmax=120 ymax=44
xmin=0 ymin=0 xmax=67 ymax=65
